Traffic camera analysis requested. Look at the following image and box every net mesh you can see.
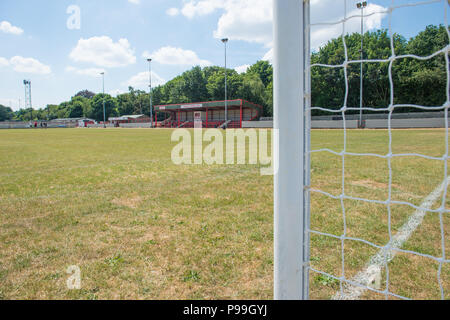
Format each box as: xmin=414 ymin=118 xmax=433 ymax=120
xmin=304 ymin=0 xmax=450 ymax=300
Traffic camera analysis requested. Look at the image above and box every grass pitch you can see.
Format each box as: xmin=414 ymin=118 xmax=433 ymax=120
xmin=0 ymin=128 xmax=448 ymax=300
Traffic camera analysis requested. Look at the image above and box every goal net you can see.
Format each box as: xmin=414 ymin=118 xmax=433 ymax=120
xmin=274 ymin=0 xmax=449 ymax=300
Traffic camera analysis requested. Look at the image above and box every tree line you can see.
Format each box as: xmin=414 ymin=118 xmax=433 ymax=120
xmin=0 ymin=24 xmax=446 ymax=122
xmin=311 ymin=24 xmax=447 ymax=114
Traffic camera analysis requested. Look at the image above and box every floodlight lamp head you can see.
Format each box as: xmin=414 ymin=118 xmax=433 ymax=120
xmin=147 ymin=58 xmax=152 ymax=62
xmin=221 ymin=38 xmax=228 ymax=43
xmin=357 ymin=1 xmax=367 ymax=8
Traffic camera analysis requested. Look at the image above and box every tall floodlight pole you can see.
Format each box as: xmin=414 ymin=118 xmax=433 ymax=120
xmin=100 ymin=72 xmax=106 ymax=128
xmin=147 ymin=58 xmax=153 ymax=128
xmin=23 ymin=80 xmax=32 ymax=121
xmin=357 ymin=1 xmax=367 ymax=128
xmin=221 ymin=38 xmax=229 ymax=128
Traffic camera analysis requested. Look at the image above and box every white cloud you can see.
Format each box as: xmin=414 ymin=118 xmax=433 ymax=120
xmin=181 ymin=0 xmax=223 ymax=19
xmin=262 ymin=49 xmax=273 ymax=64
xmin=166 ymin=8 xmax=180 ymax=16
xmin=145 ymin=46 xmax=212 ymax=67
xmin=0 ymin=98 xmax=20 ymax=111
xmin=124 ymin=71 xmax=166 ymax=90
xmin=65 ymin=66 xmax=105 ymax=77
xmin=213 ymin=0 xmax=272 ymax=46
xmin=235 ymin=64 xmax=250 ymax=74
xmin=69 ymin=36 xmax=136 ymax=68
xmin=128 ymin=0 xmax=140 ymax=4
xmin=9 ymin=56 xmax=51 ymax=74
xmin=310 ymin=1 xmax=387 ymax=50
xmin=0 ymin=21 xmax=24 ymax=35
xmin=177 ymin=0 xmax=272 ymax=46
xmin=176 ymin=0 xmax=387 ymax=51
xmin=109 ymin=89 xmax=127 ymax=97
xmin=0 ymin=56 xmax=51 ymax=74
xmin=0 ymin=57 xmax=9 ymax=67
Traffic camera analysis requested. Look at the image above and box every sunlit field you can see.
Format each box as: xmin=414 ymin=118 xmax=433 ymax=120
xmin=0 ymin=128 xmax=448 ymax=300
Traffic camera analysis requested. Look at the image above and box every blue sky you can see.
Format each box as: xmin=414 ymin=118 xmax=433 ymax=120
xmin=0 ymin=0 xmax=447 ymax=110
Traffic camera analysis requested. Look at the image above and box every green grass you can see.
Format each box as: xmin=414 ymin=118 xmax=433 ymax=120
xmin=0 ymin=128 xmax=448 ymax=300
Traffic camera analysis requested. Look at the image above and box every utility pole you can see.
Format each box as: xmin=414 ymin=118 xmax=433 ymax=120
xmin=221 ymin=38 xmax=229 ymax=128
xmin=100 ymin=72 xmax=106 ymax=128
xmin=357 ymin=1 xmax=367 ymax=128
xmin=23 ymin=80 xmax=32 ymax=121
xmin=147 ymin=58 xmax=153 ymax=128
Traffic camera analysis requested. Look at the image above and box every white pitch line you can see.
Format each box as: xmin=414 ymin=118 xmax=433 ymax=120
xmin=333 ymin=176 xmax=450 ymax=300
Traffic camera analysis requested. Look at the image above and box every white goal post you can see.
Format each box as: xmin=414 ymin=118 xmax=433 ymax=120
xmin=273 ymin=0 xmax=310 ymax=300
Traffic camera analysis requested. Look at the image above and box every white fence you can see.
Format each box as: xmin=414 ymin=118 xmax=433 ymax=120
xmin=119 ymin=123 xmax=153 ymax=128
xmin=0 ymin=122 xmax=30 ymax=129
xmin=0 ymin=122 xmax=155 ymax=129
xmin=243 ymin=118 xmax=447 ymax=129
xmin=365 ymin=118 xmax=446 ymax=129
xmin=0 ymin=122 xmax=73 ymax=129
xmin=86 ymin=124 xmax=115 ymax=128
xmin=2 ymin=118 xmax=446 ymax=130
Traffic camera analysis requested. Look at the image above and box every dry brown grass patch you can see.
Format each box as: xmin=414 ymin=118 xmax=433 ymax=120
xmin=111 ymin=195 xmax=142 ymax=209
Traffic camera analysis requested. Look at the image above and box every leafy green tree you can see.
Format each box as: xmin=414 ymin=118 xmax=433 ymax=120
xmin=57 ymin=102 xmax=71 ymax=118
xmin=71 ymin=96 xmax=92 ymax=118
xmin=163 ymin=76 xmax=188 ymax=104
xmin=203 ymin=66 xmax=224 ymax=81
xmin=206 ymin=69 xmax=240 ymax=101
xmin=75 ymin=90 xmax=96 ymax=99
xmin=45 ymin=104 xmax=62 ymax=120
xmin=14 ymin=108 xmax=35 ymax=121
xmin=0 ymin=104 xmax=14 ymax=121
xmin=311 ymin=29 xmax=406 ymax=114
xmin=66 ymin=102 xmax=84 ymax=118
xmin=247 ymin=60 xmax=273 ymax=87
xmin=394 ymin=24 xmax=448 ymax=108
xmin=137 ymin=92 xmax=150 ymax=116
xmin=264 ymin=81 xmax=273 ymax=117
xmin=238 ymin=73 xmax=266 ymax=107
xmin=125 ymin=87 xmax=149 ymax=115
xmin=91 ymin=94 xmax=118 ymax=121
xmin=117 ymin=93 xmax=134 ymax=116
xmin=182 ymin=66 xmax=208 ymax=102
xmin=151 ymin=86 xmax=163 ymax=106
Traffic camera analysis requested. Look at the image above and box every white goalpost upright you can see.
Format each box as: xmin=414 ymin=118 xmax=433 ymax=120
xmin=273 ymin=0 xmax=310 ymax=300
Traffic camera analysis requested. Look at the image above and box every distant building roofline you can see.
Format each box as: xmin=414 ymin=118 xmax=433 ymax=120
xmin=109 ymin=114 xmax=149 ymax=121
xmin=52 ymin=118 xmax=94 ymax=122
